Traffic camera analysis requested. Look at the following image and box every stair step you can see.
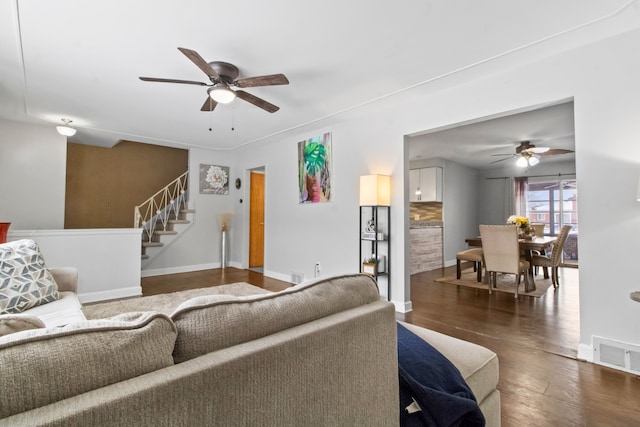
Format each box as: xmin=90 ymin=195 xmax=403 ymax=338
xmin=180 ymin=209 xmax=196 ymax=214
xmin=142 ymin=241 xmax=163 ymax=248
xmin=152 ymin=230 xmax=178 ymax=235
xmin=168 ymin=219 xmax=190 ymax=224
xmin=141 ymin=254 xmax=149 ymax=260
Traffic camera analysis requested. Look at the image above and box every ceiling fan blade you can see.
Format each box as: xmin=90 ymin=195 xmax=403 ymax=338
xmin=235 ymin=90 xmax=279 ymax=113
xmin=540 ymin=149 xmax=574 ymax=156
xmin=139 ymin=77 xmax=208 ymax=86
xmin=200 ymin=97 xmax=217 ymax=112
xmin=530 ymin=146 xmax=550 ymax=154
xmin=234 ymin=73 xmax=289 ymax=88
xmin=489 ymin=156 xmax=514 ymax=164
xmin=491 ymin=153 xmax=513 ymax=157
xmin=177 ymin=47 xmax=220 ymax=80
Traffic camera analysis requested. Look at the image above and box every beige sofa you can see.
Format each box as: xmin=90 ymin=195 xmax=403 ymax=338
xmin=0 ymin=273 xmax=500 ymax=426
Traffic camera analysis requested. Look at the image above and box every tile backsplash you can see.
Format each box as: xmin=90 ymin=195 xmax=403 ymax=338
xmin=409 ymin=202 xmax=443 ymax=221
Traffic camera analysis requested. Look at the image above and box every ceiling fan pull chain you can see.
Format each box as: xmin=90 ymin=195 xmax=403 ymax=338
xmin=231 ymin=104 xmax=235 ymax=131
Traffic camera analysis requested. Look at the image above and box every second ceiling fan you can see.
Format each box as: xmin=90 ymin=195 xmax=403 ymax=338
xmin=139 ymin=47 xmax=289 ymax=113
xmin=490 ymin=140 xmax=574 ymax=167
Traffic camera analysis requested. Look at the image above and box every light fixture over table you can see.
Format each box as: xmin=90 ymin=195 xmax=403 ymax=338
xmin=56 ymin=118 xmax=77 ymax=137
xmin=516 ymin=154 xmax=540 ymax=168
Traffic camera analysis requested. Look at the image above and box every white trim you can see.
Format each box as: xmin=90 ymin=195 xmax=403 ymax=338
xmin=577 ymin=343 xmax=593 ymax=362
xmin=393 ymin=300 xmax=413 ymax=313
xmin=78 ymin=286 xmax=142 ymax=304
xmin=8 ymin=228 xmax=142 ymax=238
xmin=264 ymin=269 xmax=291 ymax=283
xmin=141 ymin=262 xmax=219 ymax=277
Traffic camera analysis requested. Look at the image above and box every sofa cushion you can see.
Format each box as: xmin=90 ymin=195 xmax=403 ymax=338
xmin=0 ymin=239 xmax=59 ymax=314
xmin=171 ymin=273 xmax=380 ymax=363
xmin=398 ymin=321 xmax=499 ymax=405
xmin=0 ymin=314 xmax=45 ymax=337
xmin=0 ymin=311 xmax=177 ymax=418
xmin=24 ymin=291 xmax=86 ymax=327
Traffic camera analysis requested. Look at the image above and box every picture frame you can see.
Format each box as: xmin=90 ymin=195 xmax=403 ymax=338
xmin=199 ymin=164 xmax=230 ymax=195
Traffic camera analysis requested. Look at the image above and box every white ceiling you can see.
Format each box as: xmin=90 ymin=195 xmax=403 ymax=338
xmin=0 ymin=1 xmax=634 ymax=151
xmin=409 ymin=101 xmax=576 ymax=170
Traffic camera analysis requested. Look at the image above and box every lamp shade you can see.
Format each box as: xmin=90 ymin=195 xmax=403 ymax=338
xmin=359 ymin=174 xmax=391 ymax=206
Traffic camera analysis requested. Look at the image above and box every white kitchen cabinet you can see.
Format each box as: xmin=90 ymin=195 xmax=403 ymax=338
xmin=409 ymin=167 xmax=442 ymax=202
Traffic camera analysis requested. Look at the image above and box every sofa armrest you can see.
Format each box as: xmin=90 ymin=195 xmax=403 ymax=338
xmin=49 ymin=268 xmax=78 ymax=293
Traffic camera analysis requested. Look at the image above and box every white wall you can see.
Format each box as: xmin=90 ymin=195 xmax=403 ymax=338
xmin=0 ymin=118 xmax=67 ymax=229
xmin=7 ymin=228 xmax=142 ymax=303
xmin=3 ymin=22 xmax=640 ymax=371
xmin=141 ymin=146 xmax=237 ymax=275
xmin=441 ymin=160 xmax=480 ymax=266
xmin=229 ymin=27 xmax=640 ymax=362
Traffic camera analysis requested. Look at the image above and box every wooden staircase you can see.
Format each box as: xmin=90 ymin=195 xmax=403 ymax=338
xmin=141 ymin=206 xmax=195 ymax=260
xmin=134 ymin=171 xmax=193 ymax=264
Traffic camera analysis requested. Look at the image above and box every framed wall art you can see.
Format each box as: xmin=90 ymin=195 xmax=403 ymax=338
xmin=298 ymin=132 xmax=332 ymax=204
xmin=199 ymin=164 xmax=230 ymax=195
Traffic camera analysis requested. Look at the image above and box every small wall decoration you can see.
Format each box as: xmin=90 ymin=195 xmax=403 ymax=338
xmin=199 ymin=164 xmax=230 ymax=195
xmin=298 ymin=132 xmax=332 ymax=204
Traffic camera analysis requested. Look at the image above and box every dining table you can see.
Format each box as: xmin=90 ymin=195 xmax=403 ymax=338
xmin=464 ymin=235 xmax=557 ymax=292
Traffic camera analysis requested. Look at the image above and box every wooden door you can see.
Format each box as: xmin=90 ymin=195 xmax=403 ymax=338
xmin=249 ymin=172 xmax=265 ymax=267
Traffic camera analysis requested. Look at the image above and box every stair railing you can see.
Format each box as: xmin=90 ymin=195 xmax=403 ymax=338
xmin=134 ymin=171 xmax=189 ymax=243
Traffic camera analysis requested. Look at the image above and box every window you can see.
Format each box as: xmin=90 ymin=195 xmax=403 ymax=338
xmin=526 ymin=179 xmax=578 ymax=262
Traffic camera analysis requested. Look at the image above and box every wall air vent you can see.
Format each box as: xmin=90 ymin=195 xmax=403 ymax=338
xmin=593 ymin=336 xmax=640 ymax=375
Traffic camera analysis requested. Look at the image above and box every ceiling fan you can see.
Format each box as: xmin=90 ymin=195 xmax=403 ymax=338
xmin=490 ymin=140 xmax=574 ymax=167
xmin=139 ymin=47 xmax=289 ymax=113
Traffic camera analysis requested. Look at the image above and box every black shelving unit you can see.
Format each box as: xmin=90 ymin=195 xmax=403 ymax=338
xmin=359 ymin=205 xmax=390 ymax=300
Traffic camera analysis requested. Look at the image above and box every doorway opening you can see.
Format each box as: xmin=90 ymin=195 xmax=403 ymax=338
xmin=248 ymin=169 xmax=265 ymax=273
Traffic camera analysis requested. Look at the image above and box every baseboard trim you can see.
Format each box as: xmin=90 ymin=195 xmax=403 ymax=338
xmin=141 ymin=263 xmax=219 ymax=277
xmin=141 ymin=261 xmax=246 ymax=277
xmin=263 ymin=269 xmax=291 ymax=284
xmin=393 ymin=300 xmax=413 ymax=313
xmin=79 ymin=286 xmax=142 ymax=304
xmin=577 ymin=343 xmax=593 ymax=362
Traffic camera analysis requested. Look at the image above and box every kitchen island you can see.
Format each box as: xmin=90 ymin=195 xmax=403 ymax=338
xmin=409 ymin=221 xmax=443 ymax=274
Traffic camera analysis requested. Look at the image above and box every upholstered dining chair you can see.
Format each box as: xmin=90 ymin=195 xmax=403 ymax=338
xmin=531 ymin=223 xmax=545 ymax=237
xmin=531 ymin=225 xmax=572 ymax=288
xmin=456 ymin=248 xmax=484 ymax=282
xmin=479 ymin=224 xmax=532 ymax=299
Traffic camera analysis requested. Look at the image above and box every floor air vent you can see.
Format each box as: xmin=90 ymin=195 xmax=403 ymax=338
xmin=593 ymin=336 xmax=640 ymax=374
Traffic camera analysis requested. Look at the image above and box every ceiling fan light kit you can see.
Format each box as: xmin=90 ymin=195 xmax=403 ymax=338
xmin=139 ymin=47 xmax=289 ymax=113
xmin=56 ymin=118 xmax=76 ymax=136
xmin=516 ymin=156 xmax=528 ymax=167
xmin=208 ymin=84 xmax=236 ymax=104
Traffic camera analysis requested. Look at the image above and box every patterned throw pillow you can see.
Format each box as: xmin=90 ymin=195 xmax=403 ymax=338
xmin=0 ymin=239 xmax=60 ymax=314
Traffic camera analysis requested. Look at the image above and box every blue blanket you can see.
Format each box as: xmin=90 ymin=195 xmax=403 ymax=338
xmin=397 ymin=323 xmax=485 ymax=427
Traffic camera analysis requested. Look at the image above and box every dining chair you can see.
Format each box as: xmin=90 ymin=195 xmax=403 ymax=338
xmin=531 ymin=225 xmax=572 ymax=288
xmin=531 ymin=223 xmax=545 ymax=237
xmin=479 ymin=224 xmax=532 ymax=299
xmin=456 ymin=248 xmax=484 ymax=282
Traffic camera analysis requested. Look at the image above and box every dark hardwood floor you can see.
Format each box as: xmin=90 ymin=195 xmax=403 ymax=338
xmin=141 ymin=266 xmax=640 ymax=426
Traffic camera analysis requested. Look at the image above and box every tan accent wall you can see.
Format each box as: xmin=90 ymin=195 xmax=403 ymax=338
xmin=65 ymin=141 xmax=188 ymax=229
xmin=409 ymin=202 xmax=442 ymax=221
